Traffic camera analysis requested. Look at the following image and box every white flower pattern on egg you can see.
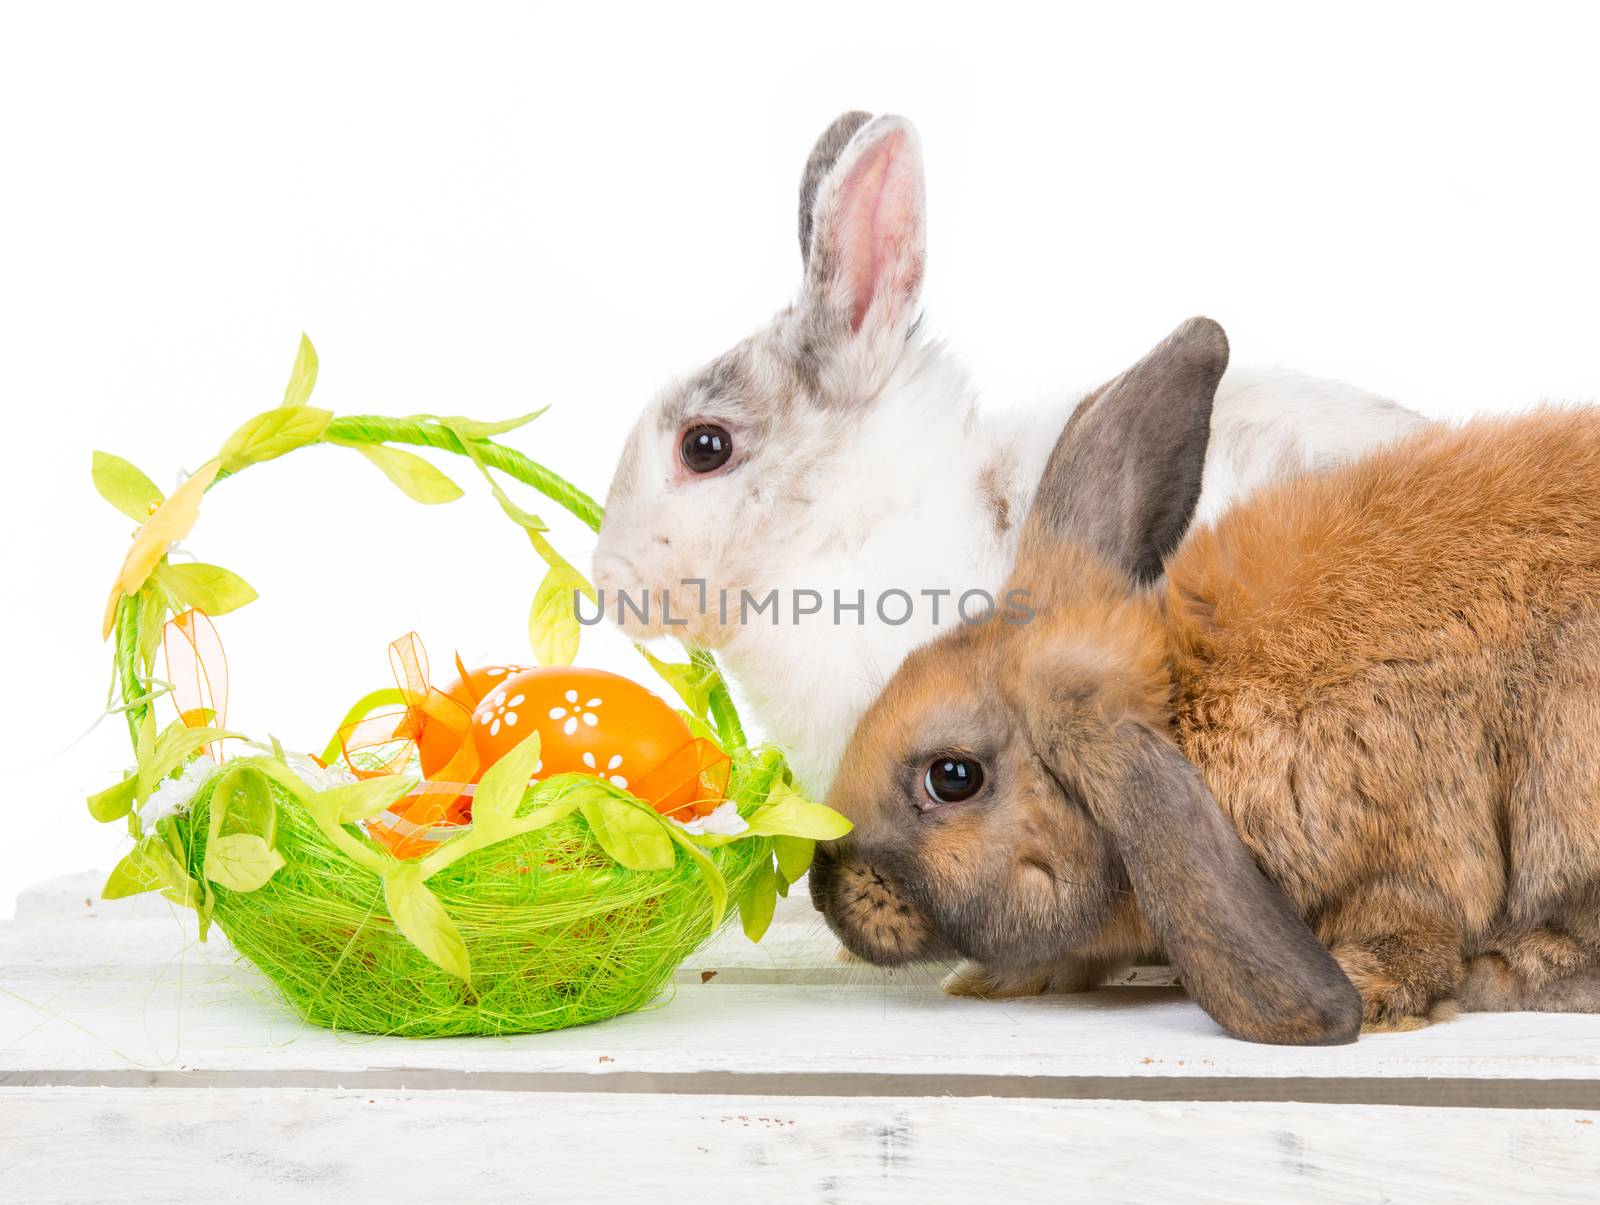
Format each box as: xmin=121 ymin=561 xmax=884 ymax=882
xmin=476 ymin=687 xmax=527 ymax=738
xmin=547 ymin=689 xmax=604 ymax=737
xmin=580 ymin=749 xmax=628 ymax=789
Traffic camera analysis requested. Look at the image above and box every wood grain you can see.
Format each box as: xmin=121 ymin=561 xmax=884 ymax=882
xmin=3 ymin=882 xmax=1599 ymax=1097
xmin=3 ymin=1088 xmax=1597 ymax=1204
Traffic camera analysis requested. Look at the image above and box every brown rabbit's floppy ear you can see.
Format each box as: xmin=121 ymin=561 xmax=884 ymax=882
xmin=799 ymin=111 xmax=872 ymax=267
xmin=1018 ymin=317 xmax=1228 ymax=584
xmin=1090 ymin=724 xmax=1362 ymax=1045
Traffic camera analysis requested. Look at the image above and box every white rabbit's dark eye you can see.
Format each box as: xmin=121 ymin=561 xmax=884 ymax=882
xmin=681 ymin=425 xmax=732 ymax=473
xmin=923 ymin=757 xmax=983 ymax=805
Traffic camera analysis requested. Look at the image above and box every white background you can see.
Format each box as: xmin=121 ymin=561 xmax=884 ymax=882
xmin=3 ymin=1 xmax=1599 ymax=914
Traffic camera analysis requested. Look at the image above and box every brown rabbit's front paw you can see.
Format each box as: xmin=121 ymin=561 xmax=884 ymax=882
xmin=940 ymin=956 xmax=1117 ymax=999
xmin=941 ymin=960 xmax=1053 ymax=998
xmin=1332 ymin=937 xmax=1462 ymax=1032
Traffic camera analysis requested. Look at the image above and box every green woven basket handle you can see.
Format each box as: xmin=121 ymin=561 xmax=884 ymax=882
xmin=111 ymin=416 xmax=606 ymax=748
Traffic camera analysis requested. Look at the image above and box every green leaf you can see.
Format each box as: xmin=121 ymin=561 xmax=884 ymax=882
xmin=637 ymin=647 xmax=716 ymax=720
xmin=219 ymin=405 xmax=333 ymax=471
xmin=473 ymin=731 xmax=543 ymax=833
xmin=447 ymin=424 xmax=551 ymax=532
xmin=93 ymin=451 xmax=164 ymax=522
xmin=281 ymin=333 xmax=319 ymax=407
xmin=738 ymin=861 xmax=780 ymax=942
xmin=101 ymin=838 xmax=168 ymax=898
xmin=208 ymin=763 xmax=277 ymax=845
xmin=384 ymin=864 xmax=471 ymax=980
xmin=160 ymin=878 xmax=199 ymax=908
xmin=440 ymin=408 xmax=548 ymax=440
xmin=243 ymin=755 xmax=395 ymax=877
xmin=578 ymin=793 xmax=675 ymax=871
xmin=135 ymin=586 xmax=169 ymax=672
xmin=154 ymin=562 xmax=258 ymax=617
xmin=529 ymin=564 xmax=591 ymax=667
xmin=493 ymin=483 xmax=549 ymax=532
xmin=744 ymin=780 xmax=853 ymax=840
xmin=137 ymin=722 xmax=235 ymax=804
xmin=207 ymin=765 xmax=238 ymax=845
xmin=102 ymin=835 xmax=193 ymax=901
xmin=773 ymin=835 xmax=816 ymax=885
xmin=313 ymin=775 xmax=420 ymax=824
xmin=349 ymin=443 xmax=464 ymax=504
xmin=665 ymin=823 xmax=729 ymax=927
xmin=88 ymin=776 xmax=137 ymax=823
xmin=415 ymin=793 xmax=581 ymax=881
xmin=204 ymin=833 xmax=286 ymax=892
xmin=195 ymin=884 xmax=215 ymax=940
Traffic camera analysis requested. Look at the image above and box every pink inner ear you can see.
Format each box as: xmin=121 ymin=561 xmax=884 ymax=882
xmin=832 ymin=129 xmax=922 ymax=332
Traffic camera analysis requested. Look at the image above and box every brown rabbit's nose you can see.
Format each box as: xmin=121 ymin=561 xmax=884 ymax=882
xmin=807 ymin=841 xmax=839 ymax=914
xmin=809 ymin=849 xmax=936 ymax=967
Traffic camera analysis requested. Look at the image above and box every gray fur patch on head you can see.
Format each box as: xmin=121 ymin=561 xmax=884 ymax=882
xmin=778 ymin=300 xmax=852 ymax=401
xmin=656 ymin=331 xmax=804 ymax=439
xmin=799 ymin=111 xmax=873 ymax=266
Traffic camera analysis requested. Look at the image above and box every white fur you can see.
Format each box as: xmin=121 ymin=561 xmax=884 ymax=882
xmin=593 ymin=114 xmax=1429 ymax=796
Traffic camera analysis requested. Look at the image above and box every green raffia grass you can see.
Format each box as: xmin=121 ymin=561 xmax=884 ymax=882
xmin=174 ymin=775 xmax=771 ymax=1037
xmin=110 ymin=410 xmax=778 ymax=1037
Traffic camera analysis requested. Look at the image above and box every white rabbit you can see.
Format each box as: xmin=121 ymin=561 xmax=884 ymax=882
xmin=594 ymin=112 xmax=1425 ymax=796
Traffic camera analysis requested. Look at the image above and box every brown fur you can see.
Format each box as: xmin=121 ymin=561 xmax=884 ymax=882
xmin=811 ymin=317 xmax=1600 ymax=1043
xmin=1167 ymin=411 xmax=1600 ymax=1028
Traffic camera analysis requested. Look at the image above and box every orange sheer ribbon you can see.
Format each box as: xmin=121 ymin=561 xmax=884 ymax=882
xmin=163 ymin=609 xmax=228 ymax=760
xmin=337 ymin=633 xmax=481 ymax=855
xmin=633 ymin=737 xmax=731 ymax=821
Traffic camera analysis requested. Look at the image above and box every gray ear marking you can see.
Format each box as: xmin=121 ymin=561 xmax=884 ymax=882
xmin=799 ymin=111 xmax=873 ymax=265
xmin=1094 ymin=724 xmax=1361 ymax=1045
xmin=1020 ymin=316 xmax=1229 ymax=583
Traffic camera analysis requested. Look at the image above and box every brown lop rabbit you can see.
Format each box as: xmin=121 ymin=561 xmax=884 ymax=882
xmin=810 ymin=316 xmax=1600 ymax=1044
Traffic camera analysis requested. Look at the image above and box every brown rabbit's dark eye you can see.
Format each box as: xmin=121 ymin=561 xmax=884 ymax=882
xmin=681 ymin=424 xmax=732 ymax=473
xmin=924 ymin=757 xmax=984 ymax=805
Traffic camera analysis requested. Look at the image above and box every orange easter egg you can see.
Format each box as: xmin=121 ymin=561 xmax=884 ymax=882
xmin=416 ymin=662 xmax=531 ymax=779
xmin=471 ymin=667 xmax=714 ymax=818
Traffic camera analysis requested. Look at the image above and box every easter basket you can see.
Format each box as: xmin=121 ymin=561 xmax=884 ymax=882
xmin=87 ymin=337 xmax=846 ymax=1037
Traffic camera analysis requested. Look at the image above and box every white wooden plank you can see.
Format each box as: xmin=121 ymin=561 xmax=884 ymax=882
xmin=4 ymin=912 xmax=1599 ymax=1093
xmin=2 ymin=1087 xmax=1596 ymax=1204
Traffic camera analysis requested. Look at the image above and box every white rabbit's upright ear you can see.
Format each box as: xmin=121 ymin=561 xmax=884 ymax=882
xmin=799 ymin=111 xmax=872 ymax=267
xmin=801 ymin=114 xmax=926 ymax=336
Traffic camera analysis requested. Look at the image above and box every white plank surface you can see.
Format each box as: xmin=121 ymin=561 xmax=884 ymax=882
xmin=3 ymin=1088 xmax=1598 ymax=1204
xmin=3 ymin=876 xmax=1600 ymax=1097
xmin=8 ymin=873 xmax=1600 ymax=1201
